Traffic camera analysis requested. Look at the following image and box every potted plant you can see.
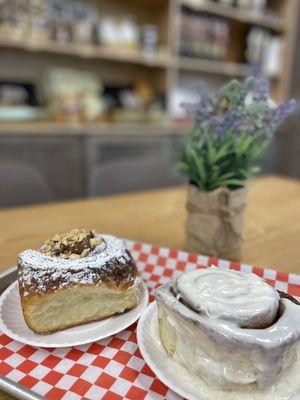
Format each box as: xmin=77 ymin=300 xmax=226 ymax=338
xmin=177 ymin=77 xmax=295 ymax=261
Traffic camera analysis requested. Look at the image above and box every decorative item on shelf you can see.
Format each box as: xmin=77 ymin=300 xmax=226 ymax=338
xmin=252 ymin=0 xmax=267 ymax=13
xmin=0 ymin=0 xmax=163 ymax=60
xmin=28 ymin=0 xmax=50 ymax=44
xmin=44 ymin=67 xmax=103 ymax=123
xmin=246 ymin=27 xmax=282 ymax=77
xmin=120 ymin=15 xmax=139 ymax=50
xmin=101 ymin=72 xmax=165 ymax=124
xmin=134 ymin=77 xmax=155 ymax=108
xmin=71 ymin=2 xmax=96 ymax=45
xmin=246 ymin=27 xmax=269 ymax=68
xmin=97 ymin=15 xmax=119 ymax=47
xmin=0 ymin=0 xmax=99 ymax=46
xmin=180 ymin=8 xmax=229 ymax=60
xmin=0 ymin=81 xmax=46 ymax=121
xmin=0 ymin=83 xmax=29 ymax=106
xmin=177 ymin=77 xmax=295 ymax=261
xmin=262 ymin=36 xmax=282 ymax=77
xmin=49 ymin=0 xmax=98 ymax=45
xmin=140 ymin=24 xmax=158 ymax=54
xmin=102 ymin=77 xmax=166 ymax=124
xmin=236 ymin=0 xmax=252 ymax=9
xmin=98 ymin=14 xmax=139 ymax=51
xmin=218 ymin=0 xmax=235 ymax=6
xmin=0 ymin=0 xmax=29 ymax=41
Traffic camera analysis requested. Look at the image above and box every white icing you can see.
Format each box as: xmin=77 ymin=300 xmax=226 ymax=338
xmin=18 ymin=235 xmax=132 ymax=295
xmin=156 ymin=268 xmax=300 ymax=392
xmin=151 ymin=316 xmax=300 ymax=400
xmin=177 ymin=267 xmax=279 ymax=328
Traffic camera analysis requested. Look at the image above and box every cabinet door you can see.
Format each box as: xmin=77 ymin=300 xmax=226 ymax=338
xmin=86 ymin=133 xmax=185 ymax=196
xmin=0 ymin=134 xmax=85 ymax=207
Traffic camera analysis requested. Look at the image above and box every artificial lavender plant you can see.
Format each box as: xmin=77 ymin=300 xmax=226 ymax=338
xmin=178 ymin=77 xmax=295 ymax=191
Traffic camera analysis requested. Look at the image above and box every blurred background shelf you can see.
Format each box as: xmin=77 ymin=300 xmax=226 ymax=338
xmin=0 ymin=39 xmax=173 ymax=68
xmin=0 ymin=0 xmax=298 ymax=131
xmin=181 ymin=0 xmax=284 ymax=31
xmin=0 ymin=121 xmax=187 ymax=135
xmin=0 ymin=37 xmax=255 ymax=77
xmin=0 ymin=0 xmax=299 ymax=207
xmin=178 ymin=57 xmax=251 ymax=76
xmin=0 ymin=38 xmax=262 ymax=77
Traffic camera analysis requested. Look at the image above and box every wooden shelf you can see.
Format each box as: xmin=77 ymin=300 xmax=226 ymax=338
xmin=0 ymin=121 xmax=187 ymax=136
xmin=0 ymin=0 xmax=297 ymax=112
xmin=178 ymin=57 xmax=250 ymax=77
xmin=178 ymin=56 xmax=280 ymax=79
xmin=0 ymin=38 xmax=173 ymax=69
xmin=181 ymin=0 xmax=284 ymax=31
xmin=0 ymin=37 xmax=254 ymax=78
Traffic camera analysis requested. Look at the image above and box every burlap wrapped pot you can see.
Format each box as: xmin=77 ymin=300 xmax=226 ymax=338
xmin=186 ymin=184 xmax=247 ymax=261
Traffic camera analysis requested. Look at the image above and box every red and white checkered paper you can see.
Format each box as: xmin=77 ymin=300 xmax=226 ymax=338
xmin=0 ymin=240 xmax=299 ymax=400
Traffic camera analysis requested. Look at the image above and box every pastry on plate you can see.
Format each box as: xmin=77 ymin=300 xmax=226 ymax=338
xmin=18 ymin=229 xmax=141 ymax=334
xmin=156 ymin=267 xmax=300 ymax=393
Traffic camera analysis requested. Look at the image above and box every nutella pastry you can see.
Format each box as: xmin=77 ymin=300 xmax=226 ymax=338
xmin=18 ymin=229 xmax=141 ymax=334
xmin=156 ymin=267 xmax=300 ymax=395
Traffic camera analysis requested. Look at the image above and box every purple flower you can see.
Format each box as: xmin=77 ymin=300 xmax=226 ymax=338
xmin=181 ymin=92 xmax=213 ymax=124
xmin=209 ymin=115 xmax=223 ymax=126
xmin=273 ymin=99 xmax=296 ymax=125
xmin=178 ymin=77 xmax=296 ymax=191
xmin=252 ymin=78 xmax=269 ymax=102
xmin=249 ymin=61 xmax=263 ymax=78
xmin=180 ymin=102 xmax=200 ymax=114
xmin=181 ymin=77 xmax=295 ymax=139
xmin=215 ymin=109 xmax=242 ymax=137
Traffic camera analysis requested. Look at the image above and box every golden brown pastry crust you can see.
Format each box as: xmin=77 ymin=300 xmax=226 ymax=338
xmin=20 ymin=282 xmax=140 ymax=334
xmin=17 ymin=233 xmax=139 ymax=334
xmin=18 ymin=248 xmax=138 ymax=298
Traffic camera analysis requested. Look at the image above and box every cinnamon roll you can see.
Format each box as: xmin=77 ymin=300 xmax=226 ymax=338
xmin=18 ymin=229 xmax=141 ymax=334
xmin=156 ymin=267 xmax=300 ymax=393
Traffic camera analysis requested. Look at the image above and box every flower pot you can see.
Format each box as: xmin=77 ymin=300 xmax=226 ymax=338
xmin=186 ymin=184 xmax=247 ymax=261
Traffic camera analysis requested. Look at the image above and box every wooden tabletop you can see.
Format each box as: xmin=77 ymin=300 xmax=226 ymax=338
xmin=1 ymin=175 xmax=300 ymax=274
xmin=1 ymin=174 xmax=300 ymax=399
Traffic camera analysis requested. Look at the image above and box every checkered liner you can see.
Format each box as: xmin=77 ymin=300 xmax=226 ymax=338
xmin=0 ymin=240 xmax=299 ymax=400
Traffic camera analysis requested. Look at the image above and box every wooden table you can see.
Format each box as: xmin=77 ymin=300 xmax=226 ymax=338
xmin=1 ymin=175 xmax=300 ymax=399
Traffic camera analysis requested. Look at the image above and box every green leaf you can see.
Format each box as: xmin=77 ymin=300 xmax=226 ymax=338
xmin=214 ymin=142 xmax=232 ymax=161
xmin=192 ymin=151 xmax=206 ymax=184
xmin=215 ymin=171 xmax=236 ymax=182
xmin=234 ymin=135 xmax=253 ymax=156
xmin=222 ymin=178 xmax=245 ymax=187
xmin=249 ymin=140 xmax=270 ymax=160
xmin=209 ymin=165 xmax=220 ymax=188
xmin=176 ymin=161 xmax=189 ymax=173
xmin=206 ymin=136 xmax=217 ymax=165
xmin=249 ymin=166 xmax=261 ymax=174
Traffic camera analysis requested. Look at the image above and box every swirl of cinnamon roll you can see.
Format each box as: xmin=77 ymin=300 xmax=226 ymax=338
xmin=156 ymin=266 xmax=300 ymax=393
xmin=177 ymin=267 xmax=279 ymax=328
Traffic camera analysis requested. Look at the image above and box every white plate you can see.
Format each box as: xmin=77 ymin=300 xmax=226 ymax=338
xmin=137 ymin=301 xmax=201 ymax=400
xmin=137 ymin=303 xmax=300 ymax=400
xmin=0 ymin=280 xmax=148 ymax=348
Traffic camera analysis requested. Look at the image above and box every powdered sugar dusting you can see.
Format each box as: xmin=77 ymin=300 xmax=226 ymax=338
xmin=18 ymin=235 xmax=136 ymax=296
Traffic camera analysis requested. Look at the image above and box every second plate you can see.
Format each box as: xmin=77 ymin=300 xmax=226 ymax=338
xmin=0 ymin=280 xmax=148 ymax=348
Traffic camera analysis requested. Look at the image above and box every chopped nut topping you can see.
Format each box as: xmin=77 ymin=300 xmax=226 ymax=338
xmin=69 ymin=254 xmax=81 ymax=260
xmin=41 ymin=229 xmax=102 ymax=259
xmin=80 ymin=248 xmax=90 ymax=258
xmin=90 ymin=237 xmax=101 ymax=247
